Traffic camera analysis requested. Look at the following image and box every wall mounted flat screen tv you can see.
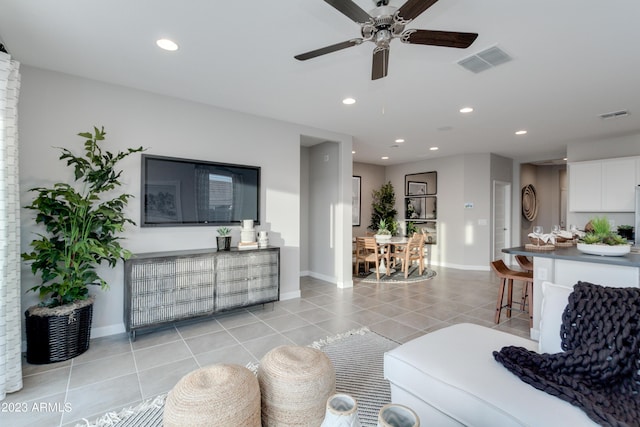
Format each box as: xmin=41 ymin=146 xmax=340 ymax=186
xmin=141 ymin=154 xmax=260 ymax=227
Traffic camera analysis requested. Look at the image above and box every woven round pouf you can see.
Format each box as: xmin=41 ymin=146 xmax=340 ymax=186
xmin=258 ymin=345 xmax=336 ymax=426
xmin=163 ymin=364 xmax=260 ymax=427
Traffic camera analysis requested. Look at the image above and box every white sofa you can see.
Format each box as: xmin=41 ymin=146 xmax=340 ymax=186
xmin=384 ymin=282 xmax=598 ymax=426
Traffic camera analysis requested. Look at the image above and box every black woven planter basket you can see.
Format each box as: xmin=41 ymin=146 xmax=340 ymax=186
xmin=25 ymin=301 xmax=93 ymax=364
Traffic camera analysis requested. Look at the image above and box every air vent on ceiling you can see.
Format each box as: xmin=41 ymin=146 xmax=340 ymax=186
xmin=457 ymin=46 xmax=512 ymax=73
xmin=599 ymin=110 xmax=629 ymax=120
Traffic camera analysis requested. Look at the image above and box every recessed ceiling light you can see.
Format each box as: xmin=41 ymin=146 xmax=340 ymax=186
xmin=515 ymin=130 xmax=527 ymax=135
xmin=352 ymin=150 xmax=356 ymax=154
xmin=395 ymin=139 xmax=405 ymax=143
xmin=342 ymin=97 xmax=356 ymax=105
xmin=381 ymin=156 xmax=389 ymax=160
xmin=430 ymin=147 xmax=439 ymax=151
xmin=563 ymin=157 xmax=568 ymax=161
xmin=156 ymin=38 xmax=179 ymax=51
xmin=459 ymin=107 xmax=474 ymax=113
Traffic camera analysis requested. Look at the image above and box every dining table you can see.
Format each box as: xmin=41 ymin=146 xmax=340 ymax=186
xmin=375 ymin=236 xmax=409 ymax=275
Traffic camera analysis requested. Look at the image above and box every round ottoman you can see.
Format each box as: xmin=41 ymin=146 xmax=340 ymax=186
xmin=258 ymin=345 xmax=336 ymax=426
xmin=163 ymin=364 xmax=261 ymax=427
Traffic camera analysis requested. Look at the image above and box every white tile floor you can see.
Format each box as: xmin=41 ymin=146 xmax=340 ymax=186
xmin=2 ymin=266 xmax=531 ymax=427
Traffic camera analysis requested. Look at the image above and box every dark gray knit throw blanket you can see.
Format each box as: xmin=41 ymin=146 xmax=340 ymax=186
xmin=493 ymin=281 xmax=640 ymax=427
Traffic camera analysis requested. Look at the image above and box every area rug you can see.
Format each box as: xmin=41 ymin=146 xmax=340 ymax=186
xmin=75 ymin=328 xmax=399 ymax=427
xmin=360 ymin=266 xmax=437 ymax=284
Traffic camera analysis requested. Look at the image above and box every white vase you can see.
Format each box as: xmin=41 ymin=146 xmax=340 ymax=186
xmin=321 ymin=393 xmax=361 ymax=427
xmin=377 ymin=404 xmax=420 ymax=427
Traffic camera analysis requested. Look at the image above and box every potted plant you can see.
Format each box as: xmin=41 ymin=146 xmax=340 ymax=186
xmin=21 ymin=127 xmax=144 ymax=364
xmin=216 ymin=227 xmax=232 ymax=251
xmin=369 ymin=181 xmax=398 ymax=235
xmin=577 ymin=216 xmax=630 ymax=256
xmin=406 ymin=221 xmax=418 ymax=237
xmin=374 ymin=219 xmax=392 ymax=241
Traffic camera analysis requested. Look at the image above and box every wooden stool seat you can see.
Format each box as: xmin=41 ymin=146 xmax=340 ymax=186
xmin=490 ymin=259 xmax=534 ymax=327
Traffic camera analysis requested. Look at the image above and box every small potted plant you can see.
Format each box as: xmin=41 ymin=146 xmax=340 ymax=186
xmin=577 ymin=216 xmax=630 ymax=256
xmin=216 ymin=227 xmax=232 ymax=251
xmin=374 ymin=219 xmax=392 ymax=242
xmin=406 ymin=221 xmax=418 ymax=237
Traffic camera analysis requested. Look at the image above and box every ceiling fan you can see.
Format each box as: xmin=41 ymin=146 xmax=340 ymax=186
xmin=295 ymin=0 xmax=478 ymax=80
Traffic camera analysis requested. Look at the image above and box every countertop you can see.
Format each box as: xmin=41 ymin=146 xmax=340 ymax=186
xmin=502 ymin=245 xmax=640 ymax=268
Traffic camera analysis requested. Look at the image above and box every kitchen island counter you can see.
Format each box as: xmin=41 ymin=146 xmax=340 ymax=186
xmin=502 ymin=245 xmax=639 ymax=340
xmin=503 ymin=245 xmax=640 ymax=267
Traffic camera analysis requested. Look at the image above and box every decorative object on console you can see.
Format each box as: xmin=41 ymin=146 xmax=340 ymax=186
xmin=258 ymin=230 xmax=269 ymax=248
xmin=239 ymin=219 xmax=259 ymax=249
xmin=216 ymin=227 xmax=231 ymax=251
xmin=22 ymin=127 xmax=144 ymax=363
xmin=494 ymin=282 xmax=640 ymax=426
xmin=321 ymin=393 xmax=362 ymax=427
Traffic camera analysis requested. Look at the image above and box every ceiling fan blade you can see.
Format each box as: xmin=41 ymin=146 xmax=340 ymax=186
xmin=324 ymin=0 xmax=372 ymax=24
xmin=371 ymin=46 xmax=389 ymax=80
xmin=401 ymin=29 xmax=478 ymax=48
xmin=396 ymin=0 xmax=439 ymax=22
xmin=295 ymin=39 xmax=363 ymax=61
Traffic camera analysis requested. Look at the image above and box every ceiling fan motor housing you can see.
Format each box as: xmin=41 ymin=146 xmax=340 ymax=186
xmin=361 ymin=6 xmax=405 ymax=44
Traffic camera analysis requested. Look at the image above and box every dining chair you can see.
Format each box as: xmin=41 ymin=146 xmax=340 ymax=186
xmin=355 ymin=237 xmax=387 ymax=280
xmin=396 ymin=233 xmax=425 ymax=278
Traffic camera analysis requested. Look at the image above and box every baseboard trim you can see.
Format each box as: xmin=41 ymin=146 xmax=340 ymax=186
xmin=280 ymin=290 xmax=301 ymax=301
xmin=92 ymin=323 xmax=126 ymax=338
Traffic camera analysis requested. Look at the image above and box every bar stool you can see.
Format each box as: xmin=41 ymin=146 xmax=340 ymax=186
xmin=490 ymin=259 xmax=534 ymax=327
xmin=515 ymin=255 xmax=533 ymax=309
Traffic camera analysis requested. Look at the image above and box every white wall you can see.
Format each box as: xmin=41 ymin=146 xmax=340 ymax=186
xmin=352 ymin=162 xmax=385 ymax=236
xmin=385 ymin=154 xmax=496 ymax=269
xmin=307 ymin=142 xmax=339 ymax=283
xmin=18 ymin=66 xmax=353 ymax=337
xmin=300 ymin=147 xmax=310 ymax=274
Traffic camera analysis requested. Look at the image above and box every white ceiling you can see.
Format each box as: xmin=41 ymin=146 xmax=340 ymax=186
xmin=1 ymin=0 xmax=639 ymax=165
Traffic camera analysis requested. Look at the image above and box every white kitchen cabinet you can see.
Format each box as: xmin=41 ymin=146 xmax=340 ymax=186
xmin=569 ymin=157 xmax=637 ymax=212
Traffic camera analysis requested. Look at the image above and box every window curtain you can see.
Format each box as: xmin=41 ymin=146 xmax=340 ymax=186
xmin=0 ymin=51 xmax=23 ymax=400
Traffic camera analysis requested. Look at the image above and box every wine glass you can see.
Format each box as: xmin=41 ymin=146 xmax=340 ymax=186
xmin=551 ymin=225 xmax=560 ymax=234
xmin=533 ymin=225 xmax=544 ymax=246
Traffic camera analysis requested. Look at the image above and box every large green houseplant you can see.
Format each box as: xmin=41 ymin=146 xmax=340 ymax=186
xmin=22 ymin=127 xmax=143 ymax=363
xmin=369 ymin=181 xmax=398 ymax=235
